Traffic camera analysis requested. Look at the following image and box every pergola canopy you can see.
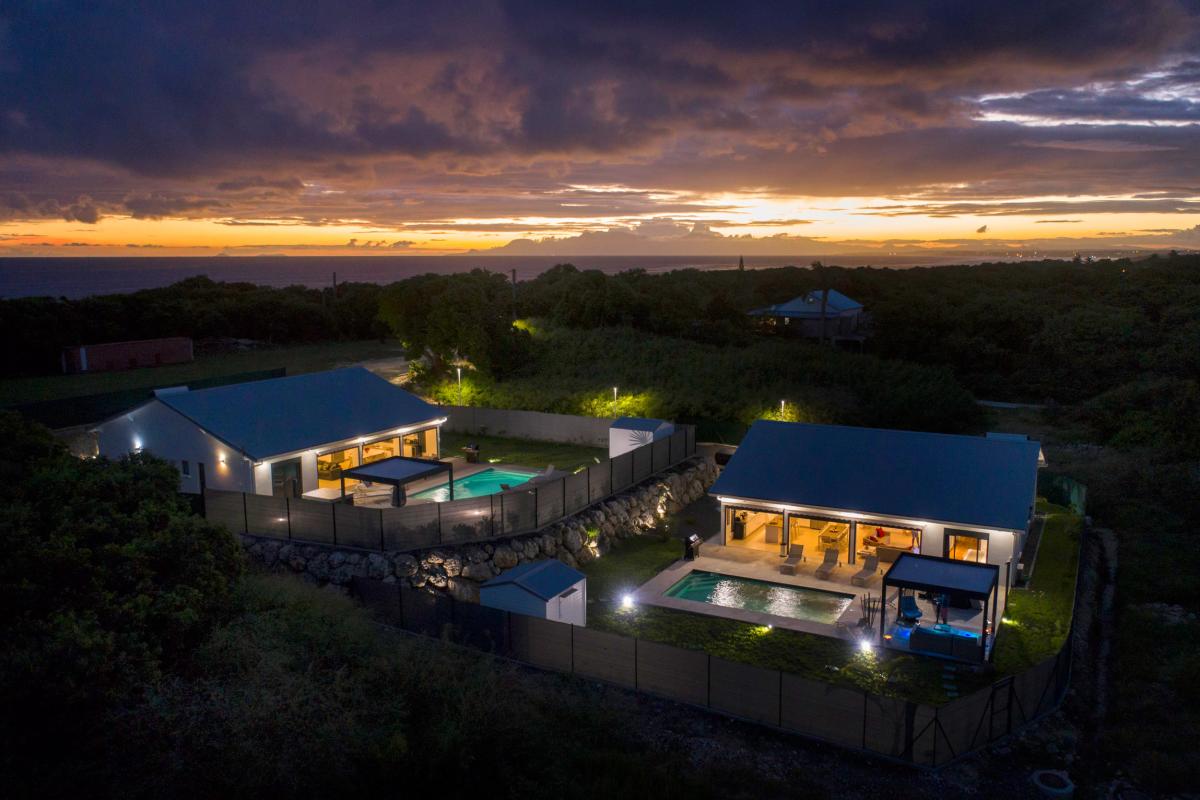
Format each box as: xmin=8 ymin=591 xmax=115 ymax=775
xmin=883 ymin=553 xmax=998 ymax=598
xmin=341 ymin=455 xmax=449 ymax=486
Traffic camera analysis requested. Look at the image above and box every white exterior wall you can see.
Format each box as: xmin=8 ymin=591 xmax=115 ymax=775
xmin=717 ymin=497 xmax=1023 ymax=597
xmin=95 ymin=400 xmax=254 ymax=493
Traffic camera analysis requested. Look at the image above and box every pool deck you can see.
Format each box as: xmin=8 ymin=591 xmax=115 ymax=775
xmin=634 ymin=536 xmax=988 ymax=643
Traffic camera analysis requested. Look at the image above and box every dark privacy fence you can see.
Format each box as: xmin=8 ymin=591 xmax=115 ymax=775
xmin=351 ymin=576 xmax=1072 ymax=767
xmin=207 ymin=425 xmax=696 ymax=552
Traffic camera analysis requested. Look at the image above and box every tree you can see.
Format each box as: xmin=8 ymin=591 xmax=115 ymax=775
xmin=0 ymin=412 xmax=243 ymax=783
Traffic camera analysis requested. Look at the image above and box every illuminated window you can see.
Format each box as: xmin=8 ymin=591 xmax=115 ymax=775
xmin=946 ymin=530 xmax=988 ymax=563
xmin=317 ymin=446 xmax=360 ymax=490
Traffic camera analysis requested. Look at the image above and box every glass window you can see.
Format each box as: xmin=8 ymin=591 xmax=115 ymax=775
xmin=788 ymin=515 xmax=851 ymax=560
xmin=422 ymin=427 xmax=439 ymax=459
xmin=725 ymin=506 xmax=784 ymax=554
xmin=859 ymin=525 xmax=921 ymax=564
xmin=181 ymin=460 xmax=190 ymax=476
xmin=402 ymin=427 xmax=438 ymax=459
xmin=317 ymin=446 xmax=360 ymax=490
xmin=946 ymin=531 xmax=988 ymax=563
xmin=363 ymin=437 xmax=399 ymax=465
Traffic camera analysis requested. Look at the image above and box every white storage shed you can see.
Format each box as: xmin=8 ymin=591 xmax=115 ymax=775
xmin=480 ymin=560 xmax=587 ymax=626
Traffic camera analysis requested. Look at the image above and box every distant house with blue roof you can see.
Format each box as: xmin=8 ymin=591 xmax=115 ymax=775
xmin=709 ymin=420 xmax=1042 ymax=606
xmin=480 ymin=560 xmax=587 ymax=626
xmin=94 ymin=367 xmax=446 ymax=499
xmin=748 ymin=289 xmax=866 ymax=340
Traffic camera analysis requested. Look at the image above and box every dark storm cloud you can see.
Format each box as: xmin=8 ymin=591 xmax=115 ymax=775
xmin=0 ymin=0 xmax=1198 ymax=230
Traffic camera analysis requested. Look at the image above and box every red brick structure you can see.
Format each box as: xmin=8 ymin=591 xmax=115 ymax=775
xmin=62 ymin=337 xmax=194 ymax=373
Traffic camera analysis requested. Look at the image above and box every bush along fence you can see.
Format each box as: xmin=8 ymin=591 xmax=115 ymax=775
xmin=350 ymin=576 xmax=1073 ymax=768
xmin=206 ymin=425 xmax=696 ymax=553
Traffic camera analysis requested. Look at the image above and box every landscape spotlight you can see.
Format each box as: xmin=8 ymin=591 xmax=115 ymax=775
xmin=621 ymin=593 xmax=635 ymax=609
xmin=858 ymin=638 xmax=874 ymax=654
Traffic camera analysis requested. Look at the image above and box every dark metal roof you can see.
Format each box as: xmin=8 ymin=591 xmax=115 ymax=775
xmin=749 ymin=290 xmax=863 ymax=319
xmin=481 ymin=559 xmax=585 ymax=601
xmin=710 ymin=420 xmax=1041 ymax=531
xmin=157 ymin=367 xmax=441 ymax=460
xmin=341 ymin=456 xmax=449 ymax=485
xmin=883 ymin=553 xmax=998 ymax=598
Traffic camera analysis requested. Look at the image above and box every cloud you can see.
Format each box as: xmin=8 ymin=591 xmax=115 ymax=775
xmin=976 ymin=225 xmax=988 ymax=233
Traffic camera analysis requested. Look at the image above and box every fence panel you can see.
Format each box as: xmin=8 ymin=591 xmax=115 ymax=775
xmin=400 ymin=586 xmax=454 ymax=636
xmin=587 ymin=463 xmax=611 ymax=504
xmin=205 ymin=489 xmax=246 ymax=534
xmin=1013 ymin=655 xmax=1059 ymax=721
xmin=334 ymin=504 xmax=382 ymax=549
xmin=669 ymin=429 xmax=686 ymax=465
xmin=862 ymin=695 xmax=918 ymax=759
xmin=635 ymin=641 xmax=708 ymax=705
xmin=382 ymin=503 xmax=440 ymax=550
xmin=536 ymin=481 xmax=564 ymax=528
xmin=244 ymin=493 xmax=289 ymax=539
xmin=652 ymin=437 xmax=671 ymax=472
xmin=709 ymin=657 xmax=780 ymax=725
xmin=510 ymin=615 xmax=573 ymax=672
xmin=563 ymin=471 xmax=589 ymax=516
xmin=611 ymin=451 xmax=633 ymax=491
xmin=632 ymin=443 xmax=652 ymax=483
xmin=498 ymin=490 xmax=536 ymax=536
xmin=438 ymin=495 xmax=495 ymax=545
xmin=935 ymin=686 xmax=992 ymax=763
xmin=453 ymin=602 xmax=509 ymax=653
xmin=686 ymin=425 xmax=695 ymax=455
xmin=287 ymin=497 xmax=336 ymax=544
xmin=780 ymin=674 xmax=865 ymax=749
xmin=909 ymin=704 xmax=940 ymax=766
xmin=572 ymin=627 xmax=637 ymax=688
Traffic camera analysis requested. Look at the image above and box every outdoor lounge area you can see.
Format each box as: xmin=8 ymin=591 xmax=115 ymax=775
xmin=879 ymin=553 xmax=999 ymax=663
xmin=337 ymin=456 xmax=454 ymax=508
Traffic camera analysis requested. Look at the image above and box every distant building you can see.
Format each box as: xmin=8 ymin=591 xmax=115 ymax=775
xmin=748 ymin=290 xmax=866 ymax=341
xmin=92 ymin=367 xmax=445 ymax=498
xmin=62 ymin=337 xmax=194 ymax=373
xmin=608 ymin=416 xmax=675 ymax=459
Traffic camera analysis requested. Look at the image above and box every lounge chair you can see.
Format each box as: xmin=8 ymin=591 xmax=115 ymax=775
xmin=779 ymin=544 xmax=805 ymax=575
xmin=851 ymin=555 xmax=879 ymax=587
xmin=899 ymin=594 xmax=923 ymax=625
xmin=814 ymin=548 xmax=839 ymax=580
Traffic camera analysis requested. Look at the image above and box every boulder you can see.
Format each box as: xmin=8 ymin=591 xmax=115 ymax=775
xmin=447 ymin=577 xmax=480 ymax=604
xmin=461 ymin=561 xmax=494 ymax=581
xmin=442 ymin=556 xmax=462 ymax=578
xmin=563 ymin=527 xmax=584 ymax=553
xmin=366 ymin=553 xmax=390 ymax=580
xmin=492 ymin=545 xmax=519 ymax=570
xmin=393 ymin=553 xmax=419 ymax=578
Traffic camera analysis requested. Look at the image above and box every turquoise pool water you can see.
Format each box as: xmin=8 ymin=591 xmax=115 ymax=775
xmin=410 ymin=467 xmax=536 ymax=502
xmin=664 ymin=570 xmax=854 ymax=624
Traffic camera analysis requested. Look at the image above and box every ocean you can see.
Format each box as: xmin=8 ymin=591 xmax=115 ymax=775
xmin=0 ymin=253 xmax=1011 ymax=299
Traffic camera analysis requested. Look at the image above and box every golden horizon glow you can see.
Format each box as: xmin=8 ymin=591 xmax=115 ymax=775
xmin=2 ymin=192 xmax=1197 ymax=257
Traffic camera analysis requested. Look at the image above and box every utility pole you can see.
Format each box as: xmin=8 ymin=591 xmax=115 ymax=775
xmin=511 ymin=268 xmax=517 ymax=323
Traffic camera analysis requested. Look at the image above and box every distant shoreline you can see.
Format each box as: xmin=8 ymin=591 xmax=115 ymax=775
xmin=0 ymin=251 xmax=1140 ymax=300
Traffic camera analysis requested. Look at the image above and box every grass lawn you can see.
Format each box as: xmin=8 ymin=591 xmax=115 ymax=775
xmin=440 ymin=431 xmax=605 ymax=473
xmin=581 ymin=534 xmax=981 ymax=704
xmin=0 ymin=340 xmax=407 ymax=405
xmin=992 ymin=507 xmax=1083 ymax=675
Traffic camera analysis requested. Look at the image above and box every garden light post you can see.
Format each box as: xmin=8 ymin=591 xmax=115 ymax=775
xmin=457 ymin=367 xmax=463 ymax=406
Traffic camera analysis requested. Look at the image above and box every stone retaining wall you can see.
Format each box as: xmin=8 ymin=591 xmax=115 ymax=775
xmin=240 ymin=458 xmax=719 ymax=602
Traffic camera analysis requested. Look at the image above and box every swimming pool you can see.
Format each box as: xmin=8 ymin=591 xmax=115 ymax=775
xmin=664 ymin=570 xmax=855 ymax=624
xmin=409 ymin=467 xmax=536 ymax=502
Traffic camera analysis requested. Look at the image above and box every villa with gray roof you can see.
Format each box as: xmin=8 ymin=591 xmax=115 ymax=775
xmin=93 ymin=367 xmax=446 ymax=500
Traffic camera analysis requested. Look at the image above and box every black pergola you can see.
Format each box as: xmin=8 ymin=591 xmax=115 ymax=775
xmin=880 ymin=553 xmax=999 ymax=663
xmin=340 ymin=455 xmax=453 ymax=505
